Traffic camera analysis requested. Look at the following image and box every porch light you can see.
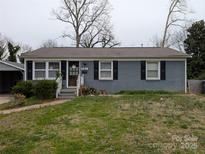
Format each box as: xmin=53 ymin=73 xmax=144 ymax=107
xmin=72 ymin=65 xmax=76 ymax=69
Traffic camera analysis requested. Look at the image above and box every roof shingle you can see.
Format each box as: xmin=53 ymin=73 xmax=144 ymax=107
xmin=22 ymin=47 xmax=190 ymax=59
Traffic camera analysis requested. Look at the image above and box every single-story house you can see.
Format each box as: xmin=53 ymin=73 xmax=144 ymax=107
xmin=21 ymin=47 xmax=190 ymax=98
xmin=0 ymin=60 xmax=24 ymax=93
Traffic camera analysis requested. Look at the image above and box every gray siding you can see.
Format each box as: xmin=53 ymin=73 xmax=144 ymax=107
xmin=82 ymin=61 xmax=185 ymax=93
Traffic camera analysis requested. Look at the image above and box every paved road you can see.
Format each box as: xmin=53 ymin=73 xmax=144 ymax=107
xmin=0 ymin=95 xmax=12 ymax=105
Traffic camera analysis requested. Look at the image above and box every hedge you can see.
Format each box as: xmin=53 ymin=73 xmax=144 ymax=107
xmin=12 ymin=80 xmax=57 ymax=100
xmin=34 ymin=80 xmax=57 ymax=99
xmin=12 ymin=81 xmax=34 ymax=98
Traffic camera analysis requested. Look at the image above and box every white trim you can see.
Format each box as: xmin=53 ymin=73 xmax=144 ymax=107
xmin=24 ymin=60 xmax=27 ymax=81
xmin=185 ymin=59 xmax=187 ymax=93
xmin=48 ymin=62 xmax=60 ymax=80
xmin=67 ymin=61 xmax=80 ymax=87
xmin=0 ymin=60 xmax=24 ymax=71
xmin=146 ymin=61 xmax=161 ymax=80
xmin=24 ymin=58 xmax=187 ymax=62
xmin=45 ymin=62 xmax=49 ymax=79
xmin=66 ymin=61 xmax=69 ymax=88
xmin=99 ymin=61 xmax=113 ymax=80
xmin=33 ymin=61 xmax=46 ymax=80
xmin=32 ymin=61 xmax=35 ymax=80
xmin=32 ymin=61 xmax=60 ymax=80
xmin=59 ymin=61 xmax=62 ymax=75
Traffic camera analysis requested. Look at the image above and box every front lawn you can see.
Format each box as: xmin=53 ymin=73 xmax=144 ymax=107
xmin=0 ymin=94 xmax=204 ymax=153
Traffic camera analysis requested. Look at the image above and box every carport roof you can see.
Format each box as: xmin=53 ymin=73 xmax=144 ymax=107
xmin=0 ymin=60 xmax=24 ymax=71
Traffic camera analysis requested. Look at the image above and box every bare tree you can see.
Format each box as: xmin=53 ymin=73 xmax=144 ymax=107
xmin=20 ymin=44 xmax=32 ymax=52
xmin=170 ymin=27 xmax=187 ymax=51
xmin=17 ymin=43 xmax=33 ymax=63
xmin=80 ymin=19 xmax=120 ymax=48
xmin=0 ymin=34 xmax=8 ymax=60
xmin=161 ymin=0 xmax=188 ymax=47
xmin=53 ymin=0 xmax=110 ymax=47
xmin=41 ymin=39 xmax=58 ymax=48
xmin=151 ymin=35 xmax=163 ymax=47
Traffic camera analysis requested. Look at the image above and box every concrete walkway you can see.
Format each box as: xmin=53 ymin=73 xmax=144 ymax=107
xmin=0 ymin=99 xmax=69 ymax=115
xmin=0 ymin=95 xmax=13 ymax=105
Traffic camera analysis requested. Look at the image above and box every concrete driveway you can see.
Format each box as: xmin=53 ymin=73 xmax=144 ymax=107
xmin=0 ymin=95 xmax=12 ymax=105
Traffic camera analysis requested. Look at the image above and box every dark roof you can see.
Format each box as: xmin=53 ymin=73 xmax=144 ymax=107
xmin=22 ymin=47 xmax=190 ymax=59
xmin=0 ymin=60 xmax=24 ymax=70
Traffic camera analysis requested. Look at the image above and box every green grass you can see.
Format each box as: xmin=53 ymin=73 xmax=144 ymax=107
xmin=0 ymin=97 xmax=52 ymax=110
xmin=116 ymin=90 xmax=177 ymax=95
xmin=0 ymin=94 xmax=204 ymax=153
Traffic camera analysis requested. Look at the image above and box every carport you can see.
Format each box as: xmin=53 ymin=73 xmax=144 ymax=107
xmin=0 ymin=61 xmax=24 ymax=93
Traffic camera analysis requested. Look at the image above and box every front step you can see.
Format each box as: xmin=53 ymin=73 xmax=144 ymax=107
xmin=61 ymin=88 xmax=76 ymax=93
xmin=58 ymin=88 xmax=77 ymax=99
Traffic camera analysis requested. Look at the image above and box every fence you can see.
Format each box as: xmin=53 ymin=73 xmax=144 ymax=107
xmin=188 ymin=80 xmax=204 ymax=94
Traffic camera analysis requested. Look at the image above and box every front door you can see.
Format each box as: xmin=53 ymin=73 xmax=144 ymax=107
xmin=69 ymin=61 xmax=79 ymax=87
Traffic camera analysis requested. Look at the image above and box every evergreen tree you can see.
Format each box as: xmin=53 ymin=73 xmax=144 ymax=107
xmin=184 ymin=20 xmax=205 ymax=79
xmin=7 ymin=42 xmax=20 ymax=62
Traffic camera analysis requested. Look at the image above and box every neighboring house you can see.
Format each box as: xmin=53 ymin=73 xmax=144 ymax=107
xmin=0 ymin=60 xmax=24 ymax=93
xmin=21 ymin=47 xmax=190 ymax=98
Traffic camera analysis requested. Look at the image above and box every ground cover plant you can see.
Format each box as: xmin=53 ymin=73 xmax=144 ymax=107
xmin=0 ymin=93 xmax=204 ymax=153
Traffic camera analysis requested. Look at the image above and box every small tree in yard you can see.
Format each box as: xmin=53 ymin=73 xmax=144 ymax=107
xmin=184 ymin=20 xmax=205 ymax=79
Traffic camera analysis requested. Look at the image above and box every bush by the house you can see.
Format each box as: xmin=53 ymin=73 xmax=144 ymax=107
xmin=80 ymin=86 xmax=98 ymax=96
xmin=12 ymin=81 xmax=34 ymax=98
xmin=34 ymin=80 xmax=57 ymax=99
xmin=13 ymin=93 xmax=26 ymax=106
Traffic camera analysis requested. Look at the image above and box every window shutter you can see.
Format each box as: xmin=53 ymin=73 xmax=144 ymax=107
xmin=61 ymin=61 xmax=67 ymax=80
xmin=160 ymin=61 xmax=166 ymax=80
xmin=94 ymin=61 xmax=99 ymax=80
xmin=27 ymin=61 xmax=33 ymax=80
xmin=113 ymin=61 xmax=118 ymax=80
xmin=141 ymin=61 xmax=146 ymax=80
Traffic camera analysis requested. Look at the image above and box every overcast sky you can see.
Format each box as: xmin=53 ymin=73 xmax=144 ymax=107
xmin=0 ymin=0 xmax=204 ymax=49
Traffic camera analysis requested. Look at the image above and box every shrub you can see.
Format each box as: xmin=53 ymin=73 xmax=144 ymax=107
xmin=80 ymin=86 xmax=98 ymax=96
xmin=34 ymin=80 xmax=57 ymax=99
xmin=13 ymin=93 xmax=26 ymax=106
xmin=12 ymin=81 xmax=34 ymax=98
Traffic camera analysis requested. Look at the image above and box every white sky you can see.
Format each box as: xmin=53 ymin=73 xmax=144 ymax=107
xmin=0 ymin=0 xmax=204 ymax=49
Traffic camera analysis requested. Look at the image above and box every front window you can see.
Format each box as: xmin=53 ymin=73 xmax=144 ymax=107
xmin=99 ymin=61 xmax=113 ymax=80
xmin=35 ymin=62 xmax=46 ymax=80
xmin=146 ymin=61 xmax=160 ymax=80
xmin=34 ymin=61 xmax=60 ymax=80
xmin=49 ymin=62 xmax=60 ymax=79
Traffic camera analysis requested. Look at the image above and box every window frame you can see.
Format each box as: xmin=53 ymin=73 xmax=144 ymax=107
xmin=34 ymin=62 xmax=46 ymax=80
xmin=99 ymin=61 xmax=113 ymax=80
xmin=33 ymin=61 xmax=60 ymax=80
xmin=146 ymin=61 xmax=161 ymax=80
xmin=48 ymin=62 xmax=60 ymax=80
